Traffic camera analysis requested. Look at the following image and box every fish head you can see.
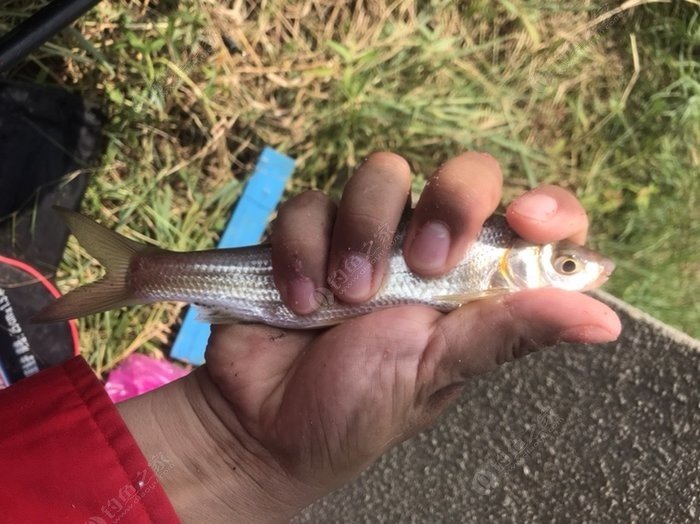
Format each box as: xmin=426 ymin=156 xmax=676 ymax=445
xmin=539 ymin=241 xmax=615 ymax=291
xmin=505 ymin=240 xmax=615 ymax=292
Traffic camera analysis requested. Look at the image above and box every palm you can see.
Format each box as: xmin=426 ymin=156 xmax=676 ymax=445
xmin=205 ymin=305 xmax=446 ymax=487
xmin=204 ymin=286 xmax=618 ymax=494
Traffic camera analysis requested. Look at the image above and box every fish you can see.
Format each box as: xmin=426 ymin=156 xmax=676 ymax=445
xmin=34 ymin=207 xmax=615 ymax=329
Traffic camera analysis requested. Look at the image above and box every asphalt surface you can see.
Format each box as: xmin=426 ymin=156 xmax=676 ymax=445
xmin=295 ymin=292 xmax=700 ymax=522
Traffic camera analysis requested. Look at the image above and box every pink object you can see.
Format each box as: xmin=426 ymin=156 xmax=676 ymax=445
xmin=105 ymin=353 xmax=190 ymax=402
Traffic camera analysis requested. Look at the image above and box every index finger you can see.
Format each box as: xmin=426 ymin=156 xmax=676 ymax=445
xmin=403 ymin=152 xmax=503 ymax=276
xmin=505 ymin=185 xmax=589 ymax=245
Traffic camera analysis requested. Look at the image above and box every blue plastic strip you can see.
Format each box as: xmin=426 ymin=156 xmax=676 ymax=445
xmin=170 ymin=147 xmax=295 ymax=364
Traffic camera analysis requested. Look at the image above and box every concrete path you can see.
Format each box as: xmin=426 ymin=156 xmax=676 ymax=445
xmin=296 ymin=292 xmax=700 ymax=522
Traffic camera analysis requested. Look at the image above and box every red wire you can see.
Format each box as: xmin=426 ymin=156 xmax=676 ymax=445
xmin=0 ymin=255 xmax=80 ymax=357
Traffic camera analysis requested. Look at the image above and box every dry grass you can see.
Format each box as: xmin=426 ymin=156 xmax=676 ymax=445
xmin=1 ymin=0 xmax=698 ymax=373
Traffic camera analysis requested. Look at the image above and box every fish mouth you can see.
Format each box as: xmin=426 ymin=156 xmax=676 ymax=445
xmin=592 ymin=256 xmax=616 ymax=288
xmin=601 ymin=257 xmax=616 ymax=277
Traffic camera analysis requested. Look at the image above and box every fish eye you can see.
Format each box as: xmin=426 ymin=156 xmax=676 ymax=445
xmin=554 ymin=256 xmax=582 ymax=275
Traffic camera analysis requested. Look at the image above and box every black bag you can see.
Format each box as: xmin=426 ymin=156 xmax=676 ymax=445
xmin=0 ymin=81 xmax=102 ymax=386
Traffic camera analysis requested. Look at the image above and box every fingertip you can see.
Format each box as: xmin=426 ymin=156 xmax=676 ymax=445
xmin=504 ymin=289 xmax=621 ymax=344
xmin=552 ymin=296 xmax=622 ymax=343
xmin=506 ymin=185 xmax=589 ymax=244
xmin=591 ymin=303 xmax=623 ymax=340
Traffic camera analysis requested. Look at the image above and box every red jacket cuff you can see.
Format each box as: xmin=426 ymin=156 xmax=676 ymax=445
xmin=0 ymin=356 xmax=179 ymax=523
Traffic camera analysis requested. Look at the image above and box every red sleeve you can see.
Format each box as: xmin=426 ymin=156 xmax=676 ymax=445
xmin=0 ymin=356 xmax=179 ymax=523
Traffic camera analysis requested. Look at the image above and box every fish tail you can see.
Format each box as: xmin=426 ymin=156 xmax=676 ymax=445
xmin=33 ymin=207 xmax=156 ymax=323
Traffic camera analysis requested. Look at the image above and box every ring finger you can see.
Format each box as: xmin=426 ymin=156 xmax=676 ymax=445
xmin=271 ymin=191 xmax=337 ymax=315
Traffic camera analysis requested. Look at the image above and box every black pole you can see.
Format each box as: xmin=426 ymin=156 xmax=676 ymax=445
xmin=0 ymin=0 xmax=102 ymax=74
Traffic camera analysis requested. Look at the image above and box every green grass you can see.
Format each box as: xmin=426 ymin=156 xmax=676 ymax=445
xmin=1 ymin=0 xmax=698 ymax=373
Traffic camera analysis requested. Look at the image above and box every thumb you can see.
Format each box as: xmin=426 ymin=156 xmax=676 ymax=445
xmin=418 ymin=289 xmax=621 ymax=403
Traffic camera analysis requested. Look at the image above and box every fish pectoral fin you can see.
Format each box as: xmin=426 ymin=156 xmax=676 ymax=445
xmin=432 ymin=287 xmax=512 ymax=304
xmin=195 ymin=305 xmax=240 ymax=324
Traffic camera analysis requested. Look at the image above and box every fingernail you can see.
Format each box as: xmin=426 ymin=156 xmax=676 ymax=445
xmin=409 ymin=221 xmax=450 ymax=273
xmin=287 ymin=277 xmax=316 ymax=314
xmin=559 ymin=325 xmax=618 ymax=344
xmin=330 ymin=253 xmax=372 ymax=301
xmin=512 ymin=192 xmax=558 ymax=222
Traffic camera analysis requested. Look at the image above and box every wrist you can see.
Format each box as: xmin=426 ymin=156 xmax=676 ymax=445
xmin=117 ymin=366 xmax=314 ymax=522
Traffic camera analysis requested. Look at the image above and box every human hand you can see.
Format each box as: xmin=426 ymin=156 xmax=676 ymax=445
xmin=121 ymin=152 xmax=621 ymax=522
xmin=202 ymin=152 xmax=620 ymax=518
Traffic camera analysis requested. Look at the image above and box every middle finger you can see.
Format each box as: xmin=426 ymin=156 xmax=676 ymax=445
xmin=327 ymin=152 xmax=411 ymax=303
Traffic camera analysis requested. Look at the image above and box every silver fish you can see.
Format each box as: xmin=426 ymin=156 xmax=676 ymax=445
xmin=35 ymin=208 xmax=614 ymax=329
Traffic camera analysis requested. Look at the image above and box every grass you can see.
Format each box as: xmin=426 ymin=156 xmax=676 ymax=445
xmin=1 ymin=0 xmax=698 ymax=373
